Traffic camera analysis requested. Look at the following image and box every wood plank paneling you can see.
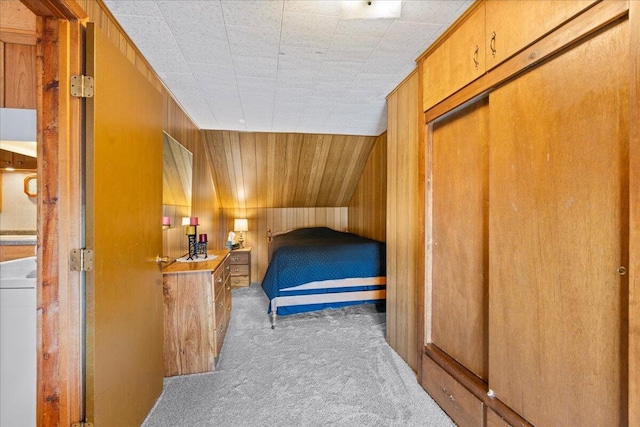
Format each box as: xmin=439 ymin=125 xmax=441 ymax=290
xmin=0 ymin=2 xmax=37 ymax=110
xmin=220 ymin=207 xmax=348 ymax=283
xmin=630 ymin=1 xmax=640 ymax=424
xmin=348 ymin=132 xmax=387 ymax=242
xmin=203 ymin=130 xmax=377 ymax=209
xmin=386 ymin=70 xmax=421 ymax=372
xmin=0 ymin=0 xmax=36 ymax=35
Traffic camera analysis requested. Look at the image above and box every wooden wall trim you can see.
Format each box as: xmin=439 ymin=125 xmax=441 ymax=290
xmin=21 ymin=0 xmax=87 ymax=20
xmin=629 ymin=0 xmax=640 ymax=424
xmin=36 ymin=15 xmax=83 ymax=426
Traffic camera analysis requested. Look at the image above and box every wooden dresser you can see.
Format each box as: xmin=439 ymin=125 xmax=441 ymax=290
xmin=162 ymin=250 xmax=231 ymax=377
xmin=229 ymin=247 xmax=251 ymax=287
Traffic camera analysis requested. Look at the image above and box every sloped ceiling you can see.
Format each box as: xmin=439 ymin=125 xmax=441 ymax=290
xmin=102 ymin=0 xmax=472 ymax=136
xmin=202 ymin=130 xmax=379 ymax=208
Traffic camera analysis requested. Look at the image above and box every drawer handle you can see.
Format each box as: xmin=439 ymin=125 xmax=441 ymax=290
xmin=218 ymin=301 xmax=224 ymax=308
xmin=473 ymin=45 xmax=479 ymax=69
xmin=226 ymin=285 xmax=231 ymax=291
xmin=217 ymin=277 xmax=223 ymax=283
xmin=490 ymin=31 xmax=496 ymax=57
xmin=226 ymin=265 xmax=230 ymax=270
xmin=441 ymin=387 xmax=455 ymax=402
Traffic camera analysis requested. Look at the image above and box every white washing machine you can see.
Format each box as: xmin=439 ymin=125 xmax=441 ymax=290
xmin=0 ymin=257 xmax=36 ymax=427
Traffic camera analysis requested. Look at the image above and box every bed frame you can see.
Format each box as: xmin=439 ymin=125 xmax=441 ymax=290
xmin=264 ymin=227 xmax=386 ymax=328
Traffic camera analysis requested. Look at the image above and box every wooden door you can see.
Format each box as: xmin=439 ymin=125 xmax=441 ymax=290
xmin=84 ymin=23 xmax=164 ymax=426
xmin=488 ymin=20 xmax=629 ymax=426
xmin=431 ymin=97 xmax=489 ymax=380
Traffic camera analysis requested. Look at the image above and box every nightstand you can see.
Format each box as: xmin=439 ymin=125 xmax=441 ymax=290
xmin=229 ymin=247 xmax=251 ymax=287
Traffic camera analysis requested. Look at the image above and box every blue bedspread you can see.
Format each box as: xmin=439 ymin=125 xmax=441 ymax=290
xmin=261 ymin=227 xmax=386 ymax=301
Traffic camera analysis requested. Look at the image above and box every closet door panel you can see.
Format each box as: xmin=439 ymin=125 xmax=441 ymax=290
xmin=431 ymin=97 xmax=489 ymax=380
xmin=488 ymin=21 xmax=629 ymax=426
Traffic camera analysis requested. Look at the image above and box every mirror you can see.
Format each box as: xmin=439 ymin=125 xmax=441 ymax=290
xmin=162 ymin=132 xmax=192 ymax=228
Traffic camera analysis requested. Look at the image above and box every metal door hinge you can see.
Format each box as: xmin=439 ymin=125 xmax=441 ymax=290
xmin=70 ymin=75 xmax=94 ymax=98
xmin=71 ymin=423 xmax=93 ymax=427
xmin=70 ymin=249 xmax=94 ymax=271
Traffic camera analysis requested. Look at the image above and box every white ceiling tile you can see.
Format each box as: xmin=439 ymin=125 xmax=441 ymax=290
xmin=103 ymin=0 xmax=472 ymax=135
xmin=324 ymin=47 xmax=372 ymax=63
xmin=210 ymin=104 xmax=244 ymax=122
xmin=158 ymin=1 xmax=227 ymax=39
xmin=182 ymin=40 xmax=232 ymax=64
xmin=378 ymin=21 xmax=440 ymax=53
xmin=281 ymin=12 xmax=339 ymax=48
xmin=284 ymin=1 xmax=341 ymax=16
xmin=343 ymin=89 xmax=381 ymax=103
xmin=330 ymin=33 xmax=381 ymax=50
xmin=215 ymin=120 xmax=247 ymax=131
xmin=277 ymin=56 xmax=324 ymax=72
xmin=221 ymin=0 xmax=284 ymax=28
xmin=364 ymin=50 xmax=416 ymax=74
xmin=275 ymin=87 xmax=311 ymax=103
xmin=206 ymin=93 xmax=242 ymax=110
xmin=276 ymin=69 xmax=319 ymax=88
xmin=335 ymin=18 xmax=393 ymax=37
xmin=233 ymin=56 xmax=278 ymax=79
xmin=399 ymin=1 xmax=467 ymax=24
xmin=237 ymin=77 xmax=277 ymax=96
xmin=228 ymin=26 xmax=280 ymax=58
xmin=103 ymin=1 xmax=162 ymax=17
xmin=350 ymin=72 xmax=394 ymax=90
xmin=317 ymin=62 xmax=363 ymax=82
xmin=115 ymin=15 xmax=178 ymax=50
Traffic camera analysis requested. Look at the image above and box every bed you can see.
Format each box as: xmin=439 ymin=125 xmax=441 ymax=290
xmin=261 ymin=227 xmax=386 ymax=328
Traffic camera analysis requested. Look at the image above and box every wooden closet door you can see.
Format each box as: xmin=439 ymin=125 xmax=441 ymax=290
xmin=431 ymin=97 xmax=489 ymax=380
xmin=488 ymin=21 xmax=629 ymax=426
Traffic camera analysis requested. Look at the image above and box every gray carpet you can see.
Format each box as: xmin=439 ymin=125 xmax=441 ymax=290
xmin=143 ymin=284 xmax=454 ymax=427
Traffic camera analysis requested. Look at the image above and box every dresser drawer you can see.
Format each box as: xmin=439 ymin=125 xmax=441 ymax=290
xmin=421 ymin=355 xmax=484 ymax=427
xmin=230 ymin=275 xmax=250 ymax=287
xmin=223 ymin=255 xmax=231 ymax=281
xmin=229 ymin=251 xmax=249 ymax=265
xmin=213 ymin=265 xmax=225 ymax=296
xmin=230 ymin=264 xmax=249 ymax=276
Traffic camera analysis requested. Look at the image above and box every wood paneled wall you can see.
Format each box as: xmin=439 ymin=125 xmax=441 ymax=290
xmin=162 ymin=94 xmax=221 ymax=260
xmin=220 ymin=207 xmax=348 ymax=282
xmin=347 ymin=132 xmax=387 ymax=242
xmin=0 ymin=1 xmax=37 ymax=108
xmin=386 ymin=70 xmax=421 ymax=372
xmin=202 ymin=130 xmax=378 ymax=209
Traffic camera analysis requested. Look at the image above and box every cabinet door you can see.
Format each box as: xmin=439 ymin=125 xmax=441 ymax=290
xmin=488 ymin=20 xmax=629 ymax=426
xmin=485 ymin=0 xmax=596 ymax=70
xmin=422 ymin=3 xmax=485 ymax=111
xmin=431 ymin=96 xmax=489 ymax=380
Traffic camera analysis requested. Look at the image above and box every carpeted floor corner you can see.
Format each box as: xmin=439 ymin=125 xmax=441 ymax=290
xmin=142 ymin=283 xmax=454 ymax=427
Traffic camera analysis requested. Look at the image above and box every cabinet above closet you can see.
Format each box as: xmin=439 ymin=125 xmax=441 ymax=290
xmin=419 ymin=0 xmax=599 ymax=113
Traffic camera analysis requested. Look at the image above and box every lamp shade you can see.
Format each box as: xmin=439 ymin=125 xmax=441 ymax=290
xmin=234 ymin=218 xmax=248 ymax=232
